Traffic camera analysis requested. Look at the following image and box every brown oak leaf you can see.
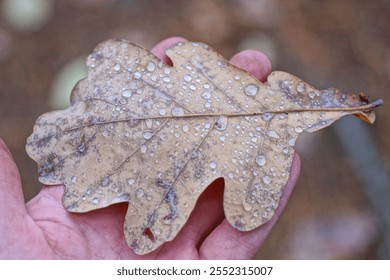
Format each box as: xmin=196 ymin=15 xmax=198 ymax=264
xmin=26 ymin=40 xmax=382 ymax=254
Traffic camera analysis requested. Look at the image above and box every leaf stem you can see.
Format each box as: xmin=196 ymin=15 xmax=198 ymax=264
xmin=134 ymin=99 xmax=384 ymax=120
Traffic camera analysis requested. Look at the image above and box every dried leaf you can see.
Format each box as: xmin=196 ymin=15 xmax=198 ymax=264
xmin=26 ymin=40 xmax=383 ymax=254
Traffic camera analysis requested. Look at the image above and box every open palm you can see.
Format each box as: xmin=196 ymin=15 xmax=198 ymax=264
xmin=0 ymin=37 xmax=300 ymax=259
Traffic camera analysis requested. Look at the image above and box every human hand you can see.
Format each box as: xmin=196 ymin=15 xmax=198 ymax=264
xmin=0 ymin=37 xmax=300 ymax=259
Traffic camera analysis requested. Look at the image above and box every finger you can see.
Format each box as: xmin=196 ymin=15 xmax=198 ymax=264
xmin=0 ymin=138 xmax=27 ymax=227
xmin=151 ymin=37 xmax=187 ymax=66
xmin=230 ymin=50 xmax=272 ymax=82
xmin=182 ymin=178 xmax=225 ymax=246
xmin=199 ymin=153 xmax=301 ymax=259
xmin=159 ymin=178 xmax=225 ymax=257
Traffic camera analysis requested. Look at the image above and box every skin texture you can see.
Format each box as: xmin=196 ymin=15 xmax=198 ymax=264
xmin=0 ymin=37 xmax=301 ymax=259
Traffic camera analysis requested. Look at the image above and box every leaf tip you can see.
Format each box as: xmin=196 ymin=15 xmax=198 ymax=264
xmin=370 ymin=98 xmax=384 ymax=108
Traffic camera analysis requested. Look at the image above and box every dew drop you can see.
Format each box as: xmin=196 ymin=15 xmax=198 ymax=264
xmin=189 ymin=84 xmax=196 ymax=91
xmin=242 ymin=200 xmax=252 ymax=211
xmin=146 ymin=62 xmax=155 ymax=72
xmin=164 ymin=67 xmax=171 ymax=74
xmin=283 ymin=147 xmax=289 ymax=154
xmin=234 ymin=74 xmax=241 ymax=80
xmin=183 ymin=75 xmax=192 ymax=82
xmin=159 ymin=108 xmax=166 ymax=116
xmin=228 ymin=172 xmax=234 ymax=179
xmin=204 ymin=83 xmax=210 ymax=89
xmin=127 ymin=178 xmax=136 ymax=185
xmin=204 ymin=102 xmax=211 ymax=109
xmin=288 ymin=138 xmax=296 ymax=147
xmin=143 ymin=131 xmax=153 ymax=140
xmin=134 ymin=71 xmax=142 ymax=79
xmin=71 ymin=176 xmax=77 ymax=183
xmin=114 ymin=63 xmax=121 ymax=72
xmin=262 ymin=175 xmax=271 ymax=185
xmin=145 ymin=119 xmax=153 ymax=129
xmin=101 ymin=177 xmax=109 ymax=186
xmin=209 ymin=161 xmax=218 ymax=169
xmin=296 ymin=81 xmax=306 ymax=93
xmin=204 ymin=122 xmax=211 ymax=129
xmin=244 ymin=83 xmax=259 ymax=96
xmin=92 ymin=197 xmax=99 ymax=204
xmin=266 ymin=130 xmax=280 ymax=139
xmin=294 ymin=126 xmax=303 ymax=133
xmin=309 ymin=91 xmax=316 ymax=98
xmin=202 ymin=92 xmax=211 ymax=99
xmin=122 ymin=89 xmax=132 ymax=97
xmin=255 ymin=155 xmax=267 ymax=166
xmin=135 ymin=188 xmax=144 ymax=198
xmin=216 ymin=115 xmax=228 ymax=131
xmin=262 ymin=113 xmax=274 ymax=122
xmin=77 ymin=142 xmax=86 ymax=153
xmin=140 ymin=145 xmax=147 ymax=153
xmin=154 ymin=228 xmax=162 ymax=235
xmin=163 ymin=76 xmax=171 ymax=83
xmin=171 ymin=107 xmax=185 ymax=116
xmin=182 ymin=125 xmax=189 ymax=132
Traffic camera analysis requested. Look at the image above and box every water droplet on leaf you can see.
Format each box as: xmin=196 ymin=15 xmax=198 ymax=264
xmin=216 ymin=116 xmax=228 ymax=131
xmin=114 ymin=63 xmax=121 ymax=72
xmin=266 ymin=130 xmax=280 ymax=139
xmin=143 ymin=131 xmax=153 ymax=140
xmin=135 ymin=188 xmax=144 ymax=197
xmin=245 ymin=83 xmax=259 ymax=96
xmin=146 ymin=62 xmax=155 ymax=72
xmin=171 ymin=107 xmax=185 ymax=116
xmin=255 ymin=155 xmax=266 ymax=166
xmin=122 ymin=89 xmax=132 ymax=97
xmin=209 ymin=161 xmax=217 ymax=169
xmin=202 ymin=92 xmax=211 ymax=99
xmin=262 ymin=175 xmax=271 ymax=184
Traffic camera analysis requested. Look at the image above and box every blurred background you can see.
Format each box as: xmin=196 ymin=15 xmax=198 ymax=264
xmin=0 ymin=0 xmax=389 ymax=259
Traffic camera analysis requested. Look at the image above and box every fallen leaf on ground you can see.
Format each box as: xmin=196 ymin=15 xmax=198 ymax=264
xmin=26 ymin=40 xmax=383 ymax=254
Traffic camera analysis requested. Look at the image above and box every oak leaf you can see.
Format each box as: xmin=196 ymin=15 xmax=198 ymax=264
xmin=26 ymin=39 xmax=383 ymax=254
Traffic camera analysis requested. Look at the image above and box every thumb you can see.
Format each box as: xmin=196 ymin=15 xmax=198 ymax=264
xmin=0 ymin=138 xmax=27 ymax=228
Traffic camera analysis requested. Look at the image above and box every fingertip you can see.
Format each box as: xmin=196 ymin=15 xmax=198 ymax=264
xmin=151 ymin=37 xmax=188 ymax=66
xmin=230 ymin=50 xmax=272 ymax=82
xmin=0 ymin=138 xmax=26 ymax=219
xmin=0 ymin=138 xmax=13 ymax=159
xmin=41 ymin=184 xmax=66 ymax=203
xmin=0 ymin=138 xmax=19 ymax=183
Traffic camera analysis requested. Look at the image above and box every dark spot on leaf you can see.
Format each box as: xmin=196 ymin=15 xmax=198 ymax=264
xmin=39 ymin=153 xmax=60 ymax=177
xmin=164 ymin=188 xmax=178 ymax=220
xmin=359 ymin=93 xmax=370 ymax=104
xmin=142 ymin=227 xmax=155 ymax=242
xmin=155 ymin=178 xmax=171 ymax=189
